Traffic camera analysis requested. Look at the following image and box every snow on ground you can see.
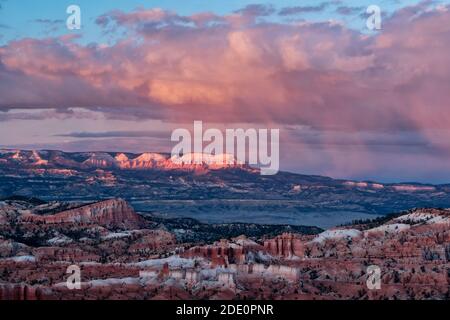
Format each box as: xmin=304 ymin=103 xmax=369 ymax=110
xmin=131 ymin=255 xmax=197 ymax=268
xmin=1 ymin=255 xmax=36 ymax=263
xmin=233 ymin=237 xmax=259 ymax=247
xmin=255 ymin=251 xmax=273 ymax=262
xmin=170 ymin=153 xmax=239 ymax=166
xmin=427 ymin=215 xmax=450 ymax=224
xmin=394 ymin=211 xmax=435 ymax=223
xmin=79 ymin=261 xmax=102 ymax=266
xmin=53 ymin=277 xmax=143 ymax=289
xmin=365 ymin=223 xmax=410 ymax=235
xmin=391 ymin=185 xmax=436 ymax=192
xmin=343 ymin=181 xmax=369 ymax=188
xmin=199 ymin=266 xmax=232 ymax=280
xmin=311 ymin=229 xmax=361 ymax=243
xmin=88 ymin=277 xmax=140 ymax=287
xmin=133 ymin=152 xmax=166 ymax=163
xmin=48 ymin=235 xmax=73 ymax=245
xmin=394 ymin=211 xmax=450 ymax=225
xmin=101 ymin=231 xmax=132 ymax=240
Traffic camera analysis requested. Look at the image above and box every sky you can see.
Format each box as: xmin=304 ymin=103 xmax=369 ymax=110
xmin=1 ymin=0 xmax=450 ymax=183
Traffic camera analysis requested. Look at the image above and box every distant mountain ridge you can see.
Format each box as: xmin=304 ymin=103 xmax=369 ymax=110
xmin=1 ymin=149 xmax=450 ymax=226
xmin=0 ymin=149 xmax=247 ymax=172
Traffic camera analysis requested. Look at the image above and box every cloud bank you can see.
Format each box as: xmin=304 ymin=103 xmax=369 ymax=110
xmin=0 ymin=3 xmax=449 ymax=131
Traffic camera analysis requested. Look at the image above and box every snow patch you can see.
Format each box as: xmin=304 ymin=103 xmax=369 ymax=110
xmin=170 ymin=153 xmax=240 ymax=167
xmin=131 ymin=256 xmax=196 ymax=269
xmin=1 ymin=255 xmax=36 ymax=263
xmin=392 ymin=185 xmax=436 ymax=192
xmin=133 ymin=153 xmax=166 ymax=163
xmin=365 ymin=223 xmax=410 ymax=235
xmin=48 ymin=235 xmax=73 ymax=245
xmin=88 ymin=277 xmax=140 ymax=287
xmin=311 ymin=229 xmax=361 ymax=243
xmin=394 ymin=211 xmax=450 ymax=225
xmin=101 ymin=231 xmax=132 ymax=240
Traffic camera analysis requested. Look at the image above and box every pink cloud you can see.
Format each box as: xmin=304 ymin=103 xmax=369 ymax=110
xmin=0 ymin=4 xmax=449 ymax=134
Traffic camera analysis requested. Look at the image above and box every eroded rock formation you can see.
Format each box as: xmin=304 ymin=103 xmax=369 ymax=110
xmin=264 ymin=233 xmax=305 ymax=258
xmin=20 ymin=199 xmax=143 ymax=229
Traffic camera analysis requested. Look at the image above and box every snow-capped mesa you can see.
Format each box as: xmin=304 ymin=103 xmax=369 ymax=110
xmin=170 ymin=153 xmax=241 ymax=169
xmin=0 ymin=149 xmax=256 ymax=172
xmin=391 ymin=185 xmax=436 ymax=192
xmin=170 ymin=121 xmax=279 ymax=175
xmin=130 ymin=153 xmax=167 ymax=168
xmin=134 ymin=153 xmax=166 ymax=163
xmin=114 ymin=153 xmax=133 ymax=168
xmin=343 ymin=181 xmax=384 ymax=189
xmin=83 ymin=153 xmax=116 ymax=168
xmin=114 ymin=153 xmax=129 ymax=163
xmin=114 ymin=153 xmax=131 ymax=168
xmin=114 ymin=152 xmax=169 ymax=169
xmin=30 ymin=150 xmax=48 ymax=166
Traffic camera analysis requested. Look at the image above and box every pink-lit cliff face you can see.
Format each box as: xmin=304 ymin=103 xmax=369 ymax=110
xmin=0 ymin=2 xmax=450 ymax=182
